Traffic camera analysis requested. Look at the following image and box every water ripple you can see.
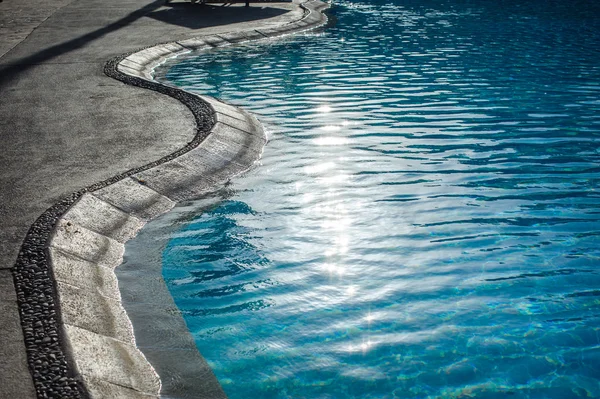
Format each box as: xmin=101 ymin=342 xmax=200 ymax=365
xmin=154 ymin=0 xmax=600 ymax=397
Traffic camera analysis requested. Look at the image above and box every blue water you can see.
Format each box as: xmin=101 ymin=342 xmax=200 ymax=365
xmin=153 ymin=0 xmax=600 ymax=397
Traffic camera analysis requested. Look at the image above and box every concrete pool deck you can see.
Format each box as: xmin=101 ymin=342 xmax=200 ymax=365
xmin=0 ymin=0 xmax=328 ymax=397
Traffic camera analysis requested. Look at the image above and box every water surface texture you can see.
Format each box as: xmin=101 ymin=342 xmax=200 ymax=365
xmin=152 ymin=0 xmax=600 ymax=397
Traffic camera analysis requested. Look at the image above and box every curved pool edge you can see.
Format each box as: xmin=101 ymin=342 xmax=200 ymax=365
xmin=11 ymin=0 xmax=330 ymax=398
xmin=47 ymin=93 xmax=265 ymax=399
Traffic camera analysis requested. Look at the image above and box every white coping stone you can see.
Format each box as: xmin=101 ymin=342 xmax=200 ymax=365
xmin=245 ymin=109 xmax=263 ymax=130
xmin=139 ymin=46 xmax=173 ymax=59
xmin=91 ymin=177 xmax=175 ymax=221
xmin=132 ymin=160 xmax=215 ymax=202
xmin=215 ymin=113 xmax=265 ymax=137
xmin=199 ymin=97 xmax=246 ymax=121
xmin=117 ymin=64 xmax=150 ymax=81
xmin=201 ymin=131 xmax=262 ymax=165
xmin=267 ymin=25 xmax=290 ymax=34
xmin=255 ymin=26 xmax=290 ymax=37
xmin=211 ymin=122 xmax=266 ymax=152
xmin=179 ymin=145 xmax=250 ymax=177
xmin=287 ymin=19 xmax=311 ymax=30
xmin=144 ymin=46 xmax=189 ymax=66
xmin=153 ymin=42 xmax=187 ymax=54
xmin=126 ymin=48 xmax=163 ymax=63
xmin=124 ymin=47 xmax=188 ymax=74
xmin=51 ymin=219 xmax=124 ymax=269
xmin=200 ymin=35 xmax=230 ymax=47
xmin=311 ymin=0 xmax=330 ymax=12
xmin=218 ymin=30 xmax=265 ymax=43
xmin=62 ymin=193 xmax=145 ymax=243
xmin=49 ymin=248 xmax=119 ymax=300
xmin=83 ymin=375 xmax=157 ymax=399
xmin=131 ymin=146 xmax=253 ymax=201
xmin=304 ymin=10 xmax=325 ymax=24
xmin=56 ymin=281 xmax=135 ymax=344
xmin=124 ymin=53 xmax=156 ymax=68
xmin=130 ymin=102 xmax=264 ymax=200
xmin=63 ymin=324 xmax=160 ymax=395
xmin=176 ymin=37 xmax=215 ymax=51
xmin=119 ymin=58 xmax=145 ymax=72
xmin=281 ymin=24 xmax=306 ymax=35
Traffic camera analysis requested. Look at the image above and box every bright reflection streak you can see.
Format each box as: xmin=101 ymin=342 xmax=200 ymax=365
xmin=304 ymin=161 xmax=336 ymax=174
xmin=323 ymin=263 xmax=345 ymax=276
xmin=361 ymin=340 xmax=373 ymax=352
xmin=321 ymin=219 xmax=351 ymax=230
xmin=324 ymin=235 xmax=349 ymax=257
xmin=336 ymin=236 xmax=349 ymax=254
xmin=321 ymin=125 xmax=342 ymax=132
xmin=313 ymin=137 xmax=350 ymax=146
xmin=347 ymin=286 xmax=357 ymax=296
xmin=319 ymin=174 xmax=350 ymax=185
xmin=301 ymin=193 xmax=315 ymax=204
xmin=316 ymin=105 xmax=332 ymax=113
xmin=345 ymin=340 xmax=373 ymax=354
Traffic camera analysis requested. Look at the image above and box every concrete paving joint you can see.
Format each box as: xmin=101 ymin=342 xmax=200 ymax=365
xmin=10 ymin=1 xmax=330 ymax=398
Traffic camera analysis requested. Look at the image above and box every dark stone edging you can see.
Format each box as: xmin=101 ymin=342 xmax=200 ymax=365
xmin=11 ymin=50 xmax=216 ymax=399
xmin=11 ymin=1 xmax=329 ymax=398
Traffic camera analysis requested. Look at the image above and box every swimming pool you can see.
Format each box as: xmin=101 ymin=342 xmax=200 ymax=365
xmin=146 ymin=0 xmax=600 ymax=397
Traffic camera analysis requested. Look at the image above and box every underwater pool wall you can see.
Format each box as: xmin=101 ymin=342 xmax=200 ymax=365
xmin=12 ymin=1 xmax=329 ymax=398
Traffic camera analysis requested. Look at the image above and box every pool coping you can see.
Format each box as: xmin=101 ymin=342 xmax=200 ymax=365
xmin=11 ymin=0 xmax=329 ymax=398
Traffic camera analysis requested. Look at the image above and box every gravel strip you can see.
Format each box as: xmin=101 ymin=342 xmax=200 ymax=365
xmin=12 ymin=50 xmax=215 ymax=399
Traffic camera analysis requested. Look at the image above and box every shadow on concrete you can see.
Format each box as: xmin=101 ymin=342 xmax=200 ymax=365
xmin=147 ymin=3 xmax=287 ymax=30
xmin=0 ymin=0 xmax=286 ymax=88
xmin=0 ymin=0 xmax=164 ymax=88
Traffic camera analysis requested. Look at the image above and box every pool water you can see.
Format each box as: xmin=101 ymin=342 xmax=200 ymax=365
xmin=152 ymin=0 xmax=600 ymax=397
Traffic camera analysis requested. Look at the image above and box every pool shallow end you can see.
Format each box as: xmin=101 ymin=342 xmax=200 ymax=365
xmin=41 ymin=0 xmax=330 ymax=398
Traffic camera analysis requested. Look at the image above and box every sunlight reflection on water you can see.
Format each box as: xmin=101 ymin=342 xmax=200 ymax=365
xmin=145 ymin=0 xmax=600 ymax=397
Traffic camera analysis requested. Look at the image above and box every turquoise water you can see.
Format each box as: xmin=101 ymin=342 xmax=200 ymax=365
xmin=154 ymin=0 xmax=600 ymax=397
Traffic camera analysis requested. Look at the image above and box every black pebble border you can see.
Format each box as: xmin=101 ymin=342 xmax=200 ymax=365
xmin=11 ymin=48 xmax=216 ymax=399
